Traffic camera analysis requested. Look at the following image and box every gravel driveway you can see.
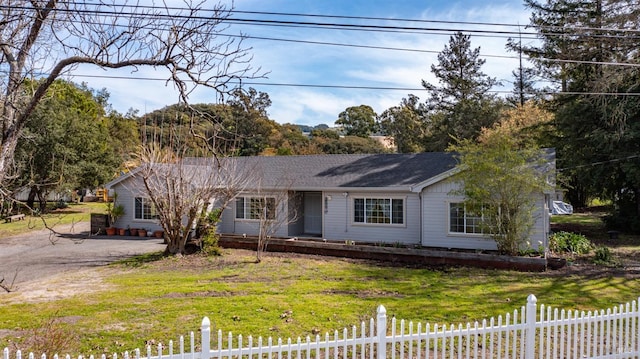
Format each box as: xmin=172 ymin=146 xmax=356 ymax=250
xmin=0 ymin=222 xmax=165 ymax=288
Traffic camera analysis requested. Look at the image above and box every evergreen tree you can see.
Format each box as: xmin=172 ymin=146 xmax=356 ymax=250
xmin=422 ymin=32 xmax=503 ymax=151
xmin=506 ymin=34 xmax=541 ymax=107
xmin=522 ymin=0 xmax=640 ymax=230
xmin=225 ymin=88 xmax=278 ymax=156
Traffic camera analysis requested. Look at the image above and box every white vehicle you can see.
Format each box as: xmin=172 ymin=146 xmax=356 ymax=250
xmin=551 ymin=201 xmax=574 ymax=215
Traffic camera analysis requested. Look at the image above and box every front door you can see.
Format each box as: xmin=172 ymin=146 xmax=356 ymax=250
xmin=303 ymin=192 xmax=322 ymax=235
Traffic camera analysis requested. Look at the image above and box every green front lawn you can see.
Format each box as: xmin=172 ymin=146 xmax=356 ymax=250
xmin=0 ymin=206 xmax=638 ymax=356
xmin=1 ymin=249 xmax=639 ymax=355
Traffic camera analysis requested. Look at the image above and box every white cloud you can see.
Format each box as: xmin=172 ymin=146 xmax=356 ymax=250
xmin=72 ymin=0 xmax=532 ymax=125
xmin=253 ymin=2 xmax=530 ymax=124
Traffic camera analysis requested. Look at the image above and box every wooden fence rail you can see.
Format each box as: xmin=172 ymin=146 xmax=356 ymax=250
xmin=4 ymin=294 xmax=640 ymax=359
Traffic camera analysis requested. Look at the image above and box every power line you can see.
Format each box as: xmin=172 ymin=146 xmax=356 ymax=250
xmin=3 ymin=3 xmax=640 ymax=93
xmin=234 ymin=33 xmax=640 ymax=68
xmin=232 ymin=9 xmax=640 ymax=35
xmin=3 ymin=3 xmax=639 ymax=70
xmin=2 ymin=3 xmax=640 ymax=41
xmin=0 ymin=3 xmax=536 ymax=37
xmin=233 ymin=34 xmax=519 ymax=59
xmin=14 ymin=2 xmax=640 ymax=36
xmin=5 ymin=13 xmax=637 ymax=69
xmin=558 ymin=154 xmax=640 ymax=171
xmin=42 ymin=71 xmax=640 ymax=97
xmin=234 ymin=9 xmax=524 ymax=28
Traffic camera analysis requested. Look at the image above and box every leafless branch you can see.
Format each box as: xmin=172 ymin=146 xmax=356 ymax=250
xmin=0 ymin=267 xmax=20 ymax=293
xmin=1 ymin=0 xmax=263 ymax=183
xmin=130 ymin=143 xmax=254 ymax=255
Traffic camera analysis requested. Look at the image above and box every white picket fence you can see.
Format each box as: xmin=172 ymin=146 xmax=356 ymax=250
xmin=4 ymin=294 xmax=640 ymax=359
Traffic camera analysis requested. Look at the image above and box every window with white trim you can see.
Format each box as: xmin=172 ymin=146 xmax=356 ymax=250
xmin=353 ymin=197 xmax=404 ymax=225
xmin=134 ymin=197 xmax=158 ymax=220
xmin=235 ymin=196 xmax=276 ymax=220
xmin=449 ymin=203 xmax=484 ymax=234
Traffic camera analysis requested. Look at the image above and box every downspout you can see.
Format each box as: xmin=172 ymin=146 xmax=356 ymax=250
xmin=322 ymin=191 xmax=326 ymax=239
xmin=419 ymin=191 xmax=423 ymax=246
xmin=412 ymin=185 xmax=424 ymax=247
xmin=344 ymin=192 xmax=349 ymax=233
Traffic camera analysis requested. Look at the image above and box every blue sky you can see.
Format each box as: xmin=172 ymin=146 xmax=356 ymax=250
xmin=79 ymin=0 xmax=532 ymax=126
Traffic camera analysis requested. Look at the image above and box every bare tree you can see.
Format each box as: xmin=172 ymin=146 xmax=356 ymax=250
xmin=249 ymin=179 xmax=299 ymax=263
xmin=0 ymin=1 xmax=260 ymax=185
xmin=133 ymin=143 xmax=251 ymax=255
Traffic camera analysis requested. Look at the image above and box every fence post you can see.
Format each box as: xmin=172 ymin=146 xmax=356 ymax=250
xmin=201 ymin=317 xmax=211 ymax=359
xmin=525 ymin=294 xmax=538 ymax=359
xmin=377 ymin=305 xmax=387 ymax=359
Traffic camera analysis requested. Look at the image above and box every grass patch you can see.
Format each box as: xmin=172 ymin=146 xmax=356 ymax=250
xmin=1 ymin=250 xmax=640 ymax=355
xmin=551 ymin=209 xmax=640 ymax=259
xmin=115 ymin=252 xmax=166 ymax=268
xmin=551 ymin=212 xmax=607 ymax=240
xmin=1 ymin=206 xmax=639 ymax=356
xmin=0 ymin=202 xmax=106 ymax=238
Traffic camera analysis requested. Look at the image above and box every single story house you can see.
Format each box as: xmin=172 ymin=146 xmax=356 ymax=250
xmin=106 ymin=152 xmax=554 ymax=251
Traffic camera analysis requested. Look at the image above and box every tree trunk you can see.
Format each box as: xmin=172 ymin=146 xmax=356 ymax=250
xmin=0 ymin=125 xmax=20 ymax=186
xmin=164 ymin=235 xmax=187 ymax=256
xmin=164 ymin=241 xmax=180 ymax=255
xmin=38 ymin=191 xmax=47 ymax=213
xmin=27 ymin=186 xmax=38 ymax=210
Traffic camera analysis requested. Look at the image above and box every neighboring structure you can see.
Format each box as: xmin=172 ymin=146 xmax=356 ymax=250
xmin=369 ymin=135 xmax=396 ymax=151
xmin=106 ymin=152 xmax=554 ymax=251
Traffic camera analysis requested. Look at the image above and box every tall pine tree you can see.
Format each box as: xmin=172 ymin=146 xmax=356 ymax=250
xmin=422 ymin=32 xmax=504 ymax=151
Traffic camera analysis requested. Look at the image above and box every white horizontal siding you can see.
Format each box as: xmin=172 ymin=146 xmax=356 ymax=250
xmin=529 ymin=195 xmax=550 ymax=249
xmin=421 ymin=179 xmax=549 ymax=251
xmin=422 ymin=185 xmax=498 ymax=251
xmin=110 ymin=177 xmax=162 ymax=232
xmin=422 ymin=179 xmax=497 ymax=250
xmin=222 ymin=192 xmax=290 ymax=238
xmin=217 ymin=206 xmax=235 ymax=234
xmin=323 ymin=191 xmax=420 ymax=245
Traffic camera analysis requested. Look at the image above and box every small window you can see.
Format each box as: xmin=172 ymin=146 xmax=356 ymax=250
xmin=134 ymin=197 xmax=158 ymax=220
xmin=236 ymin=196 xmax=276 ymax=220
xmin=449 ymin=203 xmax=483 ymax=234
xmin=353 ymin=197 xmax=404 ymax=225
xmin=235 ymin=197 xmax=245 ymax=219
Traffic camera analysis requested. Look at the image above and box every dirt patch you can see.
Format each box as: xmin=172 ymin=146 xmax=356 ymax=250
xmin=130 ymin=247 xmax=640 ymax=281
xmin=538 ymin=256 xmax=640 ymax=279
xmin=0 ymin=223 xmax=165 ymax=300
xmin=1 ymin=267 xmax=118 ymax=304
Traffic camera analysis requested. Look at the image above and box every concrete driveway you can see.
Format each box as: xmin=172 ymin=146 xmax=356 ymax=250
xmin=0 ymin=222 xmax=165 ymax=288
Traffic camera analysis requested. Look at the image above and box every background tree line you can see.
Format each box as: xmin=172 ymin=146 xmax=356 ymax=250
xmin=4 ymin=0 xmax=639 ymax=235
xmin=335 ymin=0 xmax=640 ymax=233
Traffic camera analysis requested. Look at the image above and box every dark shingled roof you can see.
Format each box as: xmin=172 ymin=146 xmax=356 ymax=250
xmin=227 ymin=152 xmax=458 ymax=190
